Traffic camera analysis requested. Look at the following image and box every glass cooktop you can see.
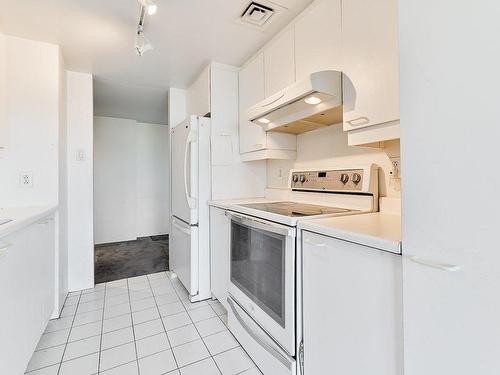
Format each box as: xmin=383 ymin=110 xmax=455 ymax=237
xmin=238 ymin=201 xmax=354 ymax=217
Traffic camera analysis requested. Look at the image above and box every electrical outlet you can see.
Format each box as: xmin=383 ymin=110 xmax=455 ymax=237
xmin=19 ymin=172 xmax=33 ymax=187
xmin=389 ymin=158 xmax=401 ymax=178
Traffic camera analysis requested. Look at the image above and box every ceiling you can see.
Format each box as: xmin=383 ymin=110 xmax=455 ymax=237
xmin=0 ymin=0 xmax=313 ymax=124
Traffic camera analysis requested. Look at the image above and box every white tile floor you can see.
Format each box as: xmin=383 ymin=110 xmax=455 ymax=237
xmin=25 ymin=272 xmax=261 ymax=375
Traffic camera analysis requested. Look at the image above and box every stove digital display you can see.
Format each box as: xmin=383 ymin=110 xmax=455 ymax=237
xmin=318 ymin=172 xmax=327 ymax=178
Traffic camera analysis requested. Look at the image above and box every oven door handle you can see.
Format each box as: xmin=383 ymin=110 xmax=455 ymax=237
xmin=227 ymin=297 xmax=292 ymax=370
xmin=226 ymin=211 xmax=295 ymax=237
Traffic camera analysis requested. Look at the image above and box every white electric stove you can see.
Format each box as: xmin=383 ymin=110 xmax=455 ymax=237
xmin=224 ymin=165 xmax=379 ymax=375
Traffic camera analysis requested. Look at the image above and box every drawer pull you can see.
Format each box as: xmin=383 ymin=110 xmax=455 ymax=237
xmin=409 ymin=256 xmax=461 ymax=272
xmin=0 ymin=243 xmax=12 ymax=256
xmin=346 ymin=116 xmax=370 ymax=126
xmin=260 ymin=92 xmax=285 ymax=107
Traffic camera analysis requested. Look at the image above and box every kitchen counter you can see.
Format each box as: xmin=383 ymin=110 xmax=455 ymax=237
xmin=0 ymin=205 xmax=58 ymax=238
xmin=299 ymin=212 xmax=401 ymax=254
xmin=209 ymin=197 xmax=277 ymax=210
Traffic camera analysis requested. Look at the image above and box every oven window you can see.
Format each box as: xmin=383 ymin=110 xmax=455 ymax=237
xmin=230 ymin=219 xmax=286 ymax=328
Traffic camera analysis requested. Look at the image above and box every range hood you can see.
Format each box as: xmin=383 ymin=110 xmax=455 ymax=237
xmin=245 ymin=70 xmax=343 ymax=134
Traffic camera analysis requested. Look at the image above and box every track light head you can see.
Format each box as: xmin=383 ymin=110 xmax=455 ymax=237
xmin=138 ymin=0 xmax=158 ymax=15
xmin=135 ymin=26 xmax=153 ymax=56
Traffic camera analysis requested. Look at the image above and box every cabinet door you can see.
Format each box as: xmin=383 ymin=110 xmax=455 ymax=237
xmin=210 ymin=207 xmax=230 ymax=310
xmin=0 ymin=219 xmax=55 ymax=375
xmin=187 ymin=65 xmax=211 ymax=116
xmin=342 ymin=0 xmax=399 ymax=131
xmin=264 ymin=26 xmax=295 ymax=97
xmin=239 ymin=53 xmax=267 ymax=154
xmin=295 ymin=0 xmax=342 ymax=82
xmin=400 ymin=0 xmax=500 ymax=369
xmin=301 ymin=231 xmax=403 ymax=375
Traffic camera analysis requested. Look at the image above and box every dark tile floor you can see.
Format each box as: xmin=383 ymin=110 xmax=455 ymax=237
xmin=94 ymin=235 xmax=169 ymax=284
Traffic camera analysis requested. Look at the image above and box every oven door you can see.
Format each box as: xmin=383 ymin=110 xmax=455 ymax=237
xmin=227 ymin=211 xmax=296 ymax=355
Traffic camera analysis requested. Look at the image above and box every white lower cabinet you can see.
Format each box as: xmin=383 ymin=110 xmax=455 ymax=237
xmin=300 ymin=231 xmax=403 ymax=375
xmin=0 ymin=215 xmax=56 ymax=375
xmin=209 ymin=207 xmax=230 ymax=310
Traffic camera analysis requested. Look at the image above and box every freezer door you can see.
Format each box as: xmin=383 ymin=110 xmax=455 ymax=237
xmin=171 ymin=117 xmax=198 ymax=225
xmin=170 ymin=217 xmax=199 ymax=297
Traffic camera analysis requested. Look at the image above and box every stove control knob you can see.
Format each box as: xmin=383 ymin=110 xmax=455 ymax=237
xmin=340 ymin=173 xmax=349 ymax=184
xmin=292 ymin=175 xmax=299 ymax=183
xmin=352 ymin=173 xmax=362 ymax=185
xmin=299 ymin=174 xmax=307 ymax=183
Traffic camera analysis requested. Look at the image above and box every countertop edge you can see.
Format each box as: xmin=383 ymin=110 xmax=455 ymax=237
xmin=299 ymin=214 xmax=402 ymax=255
xmin=0 ymin=205 xmax=58 ymax=238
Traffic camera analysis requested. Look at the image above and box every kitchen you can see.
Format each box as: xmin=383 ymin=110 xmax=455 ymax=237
xmin=1 ymin=0 xmax=499 ymax=374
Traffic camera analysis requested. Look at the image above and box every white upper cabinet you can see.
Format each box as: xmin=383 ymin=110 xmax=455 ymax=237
xmin=295 ymin=0 xmax=342 ymax=82
xmin=187 ymin=65 xmax=211 ymax=117
xmin=342 ymin=0 xmax=400 ymax=132
xmin=239 ymin=53 xmax=267 ymax=154
xmin=264 ymin=26 xmax=295 ymax=97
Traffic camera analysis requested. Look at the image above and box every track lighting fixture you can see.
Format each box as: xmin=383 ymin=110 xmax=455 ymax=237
xmin=135 ymin=25 xmax=153 ymax=56
xmin=134 ymin=0 xmax=157 ymax=56
xmin=139 ymin=0 xmax=158 ymax=15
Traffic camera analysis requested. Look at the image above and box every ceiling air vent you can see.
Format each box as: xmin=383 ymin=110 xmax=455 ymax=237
xmin=241 ymin=2 xmax=275 ymax=27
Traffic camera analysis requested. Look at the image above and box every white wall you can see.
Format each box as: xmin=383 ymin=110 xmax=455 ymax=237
xmin=94 ymin=116 xmax=169 ymax=244
xmin=56 ymin=51 xmax=68 ymax=314
xmin=66 ymin=71 xmax=94 ymax=291
xmin=136 ymin=122 xmax=169 ymax=237
xmin=94 ymin=116 xmax=137 ymax=244
xmin=0 ymin=35 xmax=60 ymax=207
xmin=267 ymin=125 xmax=401 ymax=197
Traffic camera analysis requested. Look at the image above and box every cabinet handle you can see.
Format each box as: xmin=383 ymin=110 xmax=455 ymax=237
xmin=304 ymin=238 xmax=327 ymax=247
xmin=260 ymin=92 xmax=285 ymax=107
xmin=409 ymin=256 xmax=461 ymax=272
xmin=346 ymin=116 xmax=370 ymax=126
xmin=0 ymin=243 xmax=12 ymax=256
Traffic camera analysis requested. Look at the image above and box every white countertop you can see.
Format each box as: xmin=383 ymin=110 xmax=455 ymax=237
xmin=299 ymin=212 xmax=402 ymax=254
xmin=0 ymin=205 xmax=58 ymax=238
xmin=209 ymin=197 xmax=273 ymax=210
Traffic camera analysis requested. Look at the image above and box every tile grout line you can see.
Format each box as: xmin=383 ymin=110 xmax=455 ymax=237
xmin=146 ymin=272 xmax=180 ymax=370
xmin=96 ymin=282 xmax=108 ymax=375
xmin=170 ymin=277 xmax=224 ymax=375
xmin=27 ymin=273 xmax=251 ymax=375
xmin=126 ymin=278 xmax=142 ymax=375
xmin=55 ymin=289 xmax=83 ymax=375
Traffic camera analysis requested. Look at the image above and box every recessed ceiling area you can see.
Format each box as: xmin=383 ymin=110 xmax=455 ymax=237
xmin=0 ymin=0 xmax=313 ymax=123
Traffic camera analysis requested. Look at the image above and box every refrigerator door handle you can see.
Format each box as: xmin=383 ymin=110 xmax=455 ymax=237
xmin=184 ymin=131 xmax=197 ymax=209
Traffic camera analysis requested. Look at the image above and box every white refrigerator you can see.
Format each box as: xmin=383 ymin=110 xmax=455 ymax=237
xmin=171 ymin=116 xmax=211 ymax=302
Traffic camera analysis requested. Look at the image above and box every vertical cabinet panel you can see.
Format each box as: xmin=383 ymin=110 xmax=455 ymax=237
xmin=239 ymin=53 xmax=267 ymax=154
xmin=264 ymin=26 xmax=295 ymax=98
xmin=187 ymin=65 xmax=211 ymax=117
xmin=0 ymin=217 xmax=55 ymax=375
xmin=342 ymin=0 xmax=399 ymax=131
xmin=0 ymin=35 xmax=6 ymax=152
xmin=295 ymin=0 xmax=342 ymax=81
xmin=302 ymin=231 xmax=403 ymax=375
xmin=210 ymin=207 xmax=230 ymax=310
